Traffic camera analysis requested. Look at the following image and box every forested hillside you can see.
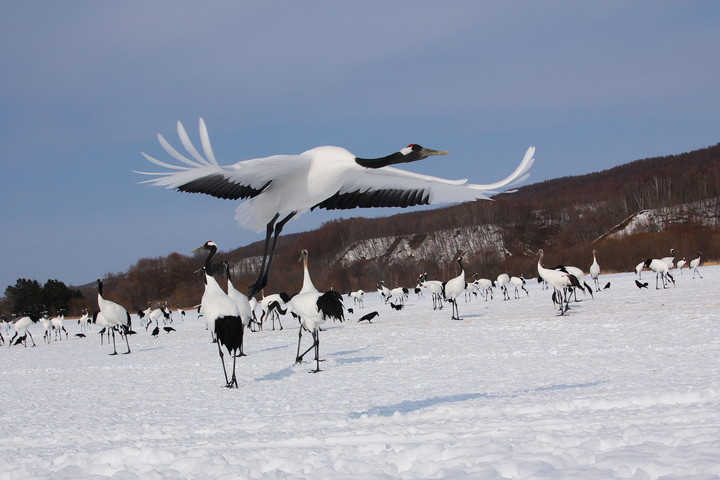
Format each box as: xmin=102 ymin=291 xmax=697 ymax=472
xmin=9 ymin=143 xmax=717 ymax=316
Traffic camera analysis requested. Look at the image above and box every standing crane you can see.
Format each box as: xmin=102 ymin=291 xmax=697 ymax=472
xmin=690 ymin=251 xmax=703 ymax=278
xmin=137 ymin=119 xmax=535 ymax=297
xmin=590 ymin=249 xmax=601 ymax=292
xmin=96 ymin=279 xmax=132 ymax=355
xmin=443 ymin=254 xmax=467 ymax=320
xmin=537 ymin=249 xmax=582 ymax=315
xmin=287 ymin=249 xmax=345 ymax=373
xmin=193 ymin=241 xmax=245 ymax=388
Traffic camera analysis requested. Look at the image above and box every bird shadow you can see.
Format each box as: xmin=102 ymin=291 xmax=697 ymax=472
xmin=137 ymin=346 xmax=164 ymax=352
xmin=335 ymin=356 xmax=383 ymax=365
xmin=255 ymin=365 xmax=295 ymax=382
xmin=256 ymin=343 xmax=290 ymax=353
xmin=348 ymin=381 xmax=606 ymax=418
xmin=327 ymin=346 xmax=370 ymax=357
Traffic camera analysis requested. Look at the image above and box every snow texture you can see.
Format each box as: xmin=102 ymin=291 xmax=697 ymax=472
xmin=2 ymin=266 xmax=719 ymax=479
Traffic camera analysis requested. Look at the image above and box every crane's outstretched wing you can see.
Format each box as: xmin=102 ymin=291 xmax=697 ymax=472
xmin=314 ymin=146 xmax=535 ymax=211
xmin=135 ymin=118 xmax=311 ymax=200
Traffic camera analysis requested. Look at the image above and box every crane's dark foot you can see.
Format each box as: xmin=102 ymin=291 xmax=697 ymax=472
xmin=109 ymin=352 xmax=118 ymax=356
xmin=309 ymin=368 xmax=322 ymax=373
xmin=124 ymin=350 xmax=131 ymax=355
xmin=295 ymin=357 xmax=304 ymax=364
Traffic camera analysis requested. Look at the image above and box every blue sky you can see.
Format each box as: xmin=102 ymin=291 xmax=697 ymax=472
xmin=1 ymin=1 xmax=719 ymax=292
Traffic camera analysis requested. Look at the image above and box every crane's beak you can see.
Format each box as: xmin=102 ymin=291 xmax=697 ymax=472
xmin=191 ymin=245 xmax=204 ymax=254
xmin=420 ymin=148 xmax=449 ymax=158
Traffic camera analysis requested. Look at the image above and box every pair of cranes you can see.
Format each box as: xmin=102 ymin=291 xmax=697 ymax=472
xmin=194 ymin=240 xmax=344 ymax=387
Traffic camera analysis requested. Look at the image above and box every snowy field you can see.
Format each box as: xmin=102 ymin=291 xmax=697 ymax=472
xmin=2 ymin=265 xmax=719 ymax=479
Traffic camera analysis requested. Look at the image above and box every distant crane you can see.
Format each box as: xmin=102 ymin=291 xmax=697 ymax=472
xmin=590 ymin=249 xmax=601 ymax=292
xmin=690 ymin=251 xmax=703 ymax=279
xmin=537 ymin=249 xmax=581 ymax=315
xmin=644 ymin=258 xmax=675 ymax=289
xmin=96 ymin=279 xmax=132 ymax=355
xmin=443 ymin=254 xmax=467 ymax=320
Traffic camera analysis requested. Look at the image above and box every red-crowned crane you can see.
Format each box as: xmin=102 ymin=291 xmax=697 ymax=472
xmin=644 ymin=258 xmax=675 ymax=289
xmin=419 ymin=273 xmax=444 ymax=310
xmin=590 ymin=249 xmax=601 ymax=292
xmin=96 ymin=279 xmax=132 ymax=355
xmin=287 ymin=249 xmax=345 ymax=373
xmin=192 ymin=241 xmax=244 ymax=388
xmin=509 ymin=276 xmax=528 ymax=298
xmin=9 ymin=315 xmax=38 ymax=347
xmin=676 ymin=257 xmax=687 ymax=274
xmin=443 ymin=254 xmax=467 ymax=320
xmin=137 ymin=119 xmax=535 ymax=297
xmin=537 ymin=249 xmax=582 ymax=315
xmin=496 ymin=273 xmax=511 ymax=301
xmin=690 ymin=251 xmax=703 ymax=279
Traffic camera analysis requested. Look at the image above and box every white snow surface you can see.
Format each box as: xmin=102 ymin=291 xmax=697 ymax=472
xmin=2 ymin=267 xmax=719 ymax=479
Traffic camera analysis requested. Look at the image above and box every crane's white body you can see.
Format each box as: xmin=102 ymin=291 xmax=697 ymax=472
xmin=13 ymin=316 xmax=33 ymax=334
xmin=227 ymin=277 xmax=253 ymax=328
xmin=201 ymin=273 xmax=240 ymax=334
xmin=138 ymin=119 xmax=535 ymax=233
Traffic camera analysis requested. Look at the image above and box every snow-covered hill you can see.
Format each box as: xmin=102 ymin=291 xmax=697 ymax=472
xmin=2 ymin=264 xmax=719 ymax=479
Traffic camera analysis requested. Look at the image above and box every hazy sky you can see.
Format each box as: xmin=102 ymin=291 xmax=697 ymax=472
xmin=2 ymin=1 xmax=719 ymax=293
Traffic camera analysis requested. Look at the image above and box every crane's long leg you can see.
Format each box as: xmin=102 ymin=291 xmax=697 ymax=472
xmin=27 ymin=331 xmax=36 ymax=347
xmin=310 ymin=331 xmax=321 ymax=373
xmin=249 ymin=212 xmax=297 ymax=297
xmin=295 ymin=326 xmax=304 ymax=363
xmin=217 ymin=340 xmax=230 ymax=387
xmin=234 ymin=325 xmax=246 ymax=357
xmin=228 ymin=348 xmax=238 ymax=388
xmin=109 ymin=329 xmax=118 ymax=355
xmin=123 ymin=327 xmax=131 ymax=354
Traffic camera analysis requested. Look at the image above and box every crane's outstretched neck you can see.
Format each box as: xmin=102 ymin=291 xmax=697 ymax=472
xmin=355 ymin=145 xmax=448 ymax=169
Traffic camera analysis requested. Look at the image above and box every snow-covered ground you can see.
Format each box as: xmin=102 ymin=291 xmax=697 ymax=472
xmin=2 ymin=265 xmax=719 ymax=479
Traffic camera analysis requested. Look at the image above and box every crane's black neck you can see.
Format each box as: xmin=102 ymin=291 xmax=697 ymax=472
xmin=97 ymin=279 xmax=103 ymax=296
xmin=355 ymin=151 xmax=420 ymax=169
xmin=224 ymin=261 xmax=232 ymax=281
xmin=204 ymin=245 xmax=217 ymax=273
